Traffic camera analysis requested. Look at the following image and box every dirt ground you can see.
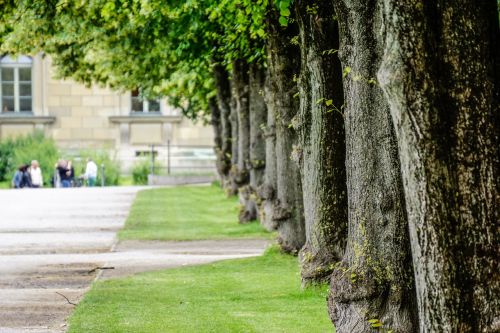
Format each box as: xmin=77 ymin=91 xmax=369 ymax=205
xmin=0 ymin=187 xmax=270 ymax=333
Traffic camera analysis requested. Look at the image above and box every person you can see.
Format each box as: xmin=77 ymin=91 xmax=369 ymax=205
xmin=11 ymin=164 xmax=31 ymax=188
xmin=29 ymin=160 xmax=43 ymax=188
xmin=67 ymin=160 xmax=75 ymax=186
xmin=56 ymin=159 xmax=73 ymax=188
xmin=11 ymin=166 xmax=24 ymax=188
xmin=21 ymin=164 xmax=32 ymax=188
xmin=84 ymin=158 xmax=98 ymax=187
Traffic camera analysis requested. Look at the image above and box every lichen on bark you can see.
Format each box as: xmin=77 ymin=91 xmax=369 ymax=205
xmin=294 ymin=0 xmax=348 ymax=286
xmin=265 ymin=4 xmax=306 ymax=253
xmin=328 ymin=0 xmax=418 ymax=331
xmin=378 ymin=0 xmax=500 ymax=330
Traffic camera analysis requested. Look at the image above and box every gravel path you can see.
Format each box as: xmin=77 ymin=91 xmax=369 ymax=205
xmin=0 ymin=187 xmax=269 ymax=333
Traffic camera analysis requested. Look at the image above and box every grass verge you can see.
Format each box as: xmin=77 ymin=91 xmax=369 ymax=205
xmin=118 ymin=185 xmax=273 ymax=241
xmin=68 ymin=246 xmax=332 ymax=333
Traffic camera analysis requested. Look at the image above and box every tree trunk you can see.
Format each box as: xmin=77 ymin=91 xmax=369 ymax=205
xmin=378 ymin=1 xmax=500 ymax=331
xmin=238 ymin=63 xmax=267 ymax=223
xmin=225 ymin=81 xmax=240 ymax=196
xmin=294 ymin=0 xmax=348 ymax=285
xmin=328 ymin=1 xmax=418 ymax=331
xmin=209 ymin=97 xmax=223 ymax=183
xmin=213 ymin=64 xmax=232 ymax=188
xmin=266 ymin=7 xmax=306 ymax=253
xmin=249 ymin=63 xmax=267 ymax=193
xmin=258 ymin=74 xmax=278 ymax=231
xmin=231 ymin=59 xmax=253 ymax=222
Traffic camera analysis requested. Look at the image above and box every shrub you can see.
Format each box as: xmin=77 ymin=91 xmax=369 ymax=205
xmin=0 ymin=131 xmax=59 ymax=184
xmin=0 ymin=140 xmax=14 ymax=181
xmin=0 ymin=133 xmax=122 ymax=187
xmin=131 ymin=159 xmax=163 ymax=185
xmin=74 ymin=150 xmax=121 ymax=186
xmin=131 ymin=160 xmax=150 ymax=185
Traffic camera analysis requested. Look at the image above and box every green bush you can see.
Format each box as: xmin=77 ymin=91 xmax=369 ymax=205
xmin=0 ymin=133 xmax=122 ymax=187
xmin=0 ymin=131 xmax=59 ymax=184
xmin=74 ymin=150 xmax=121 ymax=186
xmin=132 ymin=160 xmax=150 ymax=185
xmin=0 ymin=140 xmax=14 ymax=181
xmin=131 ymin=159 xmax=163 ymax=185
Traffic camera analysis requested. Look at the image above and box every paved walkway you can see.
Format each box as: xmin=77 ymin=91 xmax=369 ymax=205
xmin=0 ymin=187 xmax=269 ymax=333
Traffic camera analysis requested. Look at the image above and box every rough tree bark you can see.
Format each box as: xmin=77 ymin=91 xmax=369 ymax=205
xmin=378 ymin=1 xmax=500 ymax=331
xmin=238 ymin=63 xmax=267 ymax=223
xmin=294 ymin=0 xmax=348 ymax=285
xmin=225 ymin=78 xmax=240 ymax=196
xmin=258 ymin=74 xmax=278 ymax=231
xmin=231 ymin=59 xmax=252 ymax=222
xmin=209 ymin=97 xmax=223 ymax=182
xmin=328 ymin=1 xmax=418 ymax=332
xmin=266 ymin=7 xmax=306 ymax=253
xmin=213 ymin=64 xmax=232 ymax=188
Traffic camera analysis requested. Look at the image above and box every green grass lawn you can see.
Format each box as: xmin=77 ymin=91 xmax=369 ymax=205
xmin=0 ymin=181 xmax=10 ymax=189
xmin=119 ymin=185 xmax=273 ymax=241
xmin=68 ymin=246 xmax=333 ymax=333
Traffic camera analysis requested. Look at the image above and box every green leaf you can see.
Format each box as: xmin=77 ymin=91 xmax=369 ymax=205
xmin=279 ymin=0 xmax=291 ymax=11
xmin=367 ymin=319 xmax=379 ymax=324
xmin=325 ymin=99 xmax=333 ymax=106
xmin=279 ymin=16 xmax=288 ymax=26
xmin=280 ymin=8 xmax=291 ymax=17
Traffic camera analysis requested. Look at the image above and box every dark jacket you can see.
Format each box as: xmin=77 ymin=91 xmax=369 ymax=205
xmin=57 ymin=166 xmax=74 ymax=181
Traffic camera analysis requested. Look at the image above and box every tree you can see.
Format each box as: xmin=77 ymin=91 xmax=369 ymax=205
xmin=294 ymin=0 xmax=348 ymax=285
xmin=205 ymin=0 xmax=268 ymax=222
xmin=212 ymin=63 xmax=233 ymax=189
xmin=244 ymin=63 xmax=267 ymax=222
xmin=258 ymin=75 xmax=279 ymax=231
xmin=378 ymin=0 xmax=500 ymax=330
xmin=264 ymin=4 xmax=306 ymax=253
xmin=327 ymin=0 xmax=417 ymax=331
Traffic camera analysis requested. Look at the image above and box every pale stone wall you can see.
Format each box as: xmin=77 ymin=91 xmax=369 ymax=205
xmin=170 ymin=118 xmax=215 ymax=146
xmin=45 ymin=57 xmax=121 ymax=149
xmin=130 ymin=124 xmax=163 ymax=144
xmin=0 ymin=124 xmax=34 ymax=140
xmin=0 ymin=54 xmax=215 ymax=173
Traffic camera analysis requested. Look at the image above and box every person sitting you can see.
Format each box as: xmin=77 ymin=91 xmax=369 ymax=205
xmin=11 ymin=166 xmax=24 ymax=189
xmin=12 ymin=164 xmax=32 ymax=189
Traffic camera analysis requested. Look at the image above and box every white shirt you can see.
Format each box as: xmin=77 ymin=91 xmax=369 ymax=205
xmin=30 ymin=167 xmax=43 ymax=186
xmin=85 ymin=161 xmax=98 ymax=178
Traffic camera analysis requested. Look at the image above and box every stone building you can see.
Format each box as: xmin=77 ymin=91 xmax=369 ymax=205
xmin=0 ymin=54 xmax=215 ymax=172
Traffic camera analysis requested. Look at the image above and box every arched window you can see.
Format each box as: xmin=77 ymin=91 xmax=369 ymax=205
xmin=1 ymin=55 xmax=33 ymax=113
xmin=131 ymin=89 xmax=161 ymax=114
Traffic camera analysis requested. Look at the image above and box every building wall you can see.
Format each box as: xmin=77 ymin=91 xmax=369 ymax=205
xmin=0 ymin=54 xmax=214 ymax=153
xmin=45 ymin=57 xmax=120 ymax=149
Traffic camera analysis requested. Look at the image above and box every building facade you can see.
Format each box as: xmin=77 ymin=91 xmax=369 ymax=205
xmin=0 ymin=54 xmax=215 ymax=172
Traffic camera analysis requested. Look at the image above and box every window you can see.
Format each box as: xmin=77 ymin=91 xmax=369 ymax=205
xmin=135 ymin=150 xmax=158 ymax=157
xmin=0 ymin=55 xmax=33 ymax=113
xmin=131 ymin=89 xmax=161 ymax=113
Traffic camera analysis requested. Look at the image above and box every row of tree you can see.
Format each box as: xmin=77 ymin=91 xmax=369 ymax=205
xmin=1 ymin=0 xmax=498 ymax=331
